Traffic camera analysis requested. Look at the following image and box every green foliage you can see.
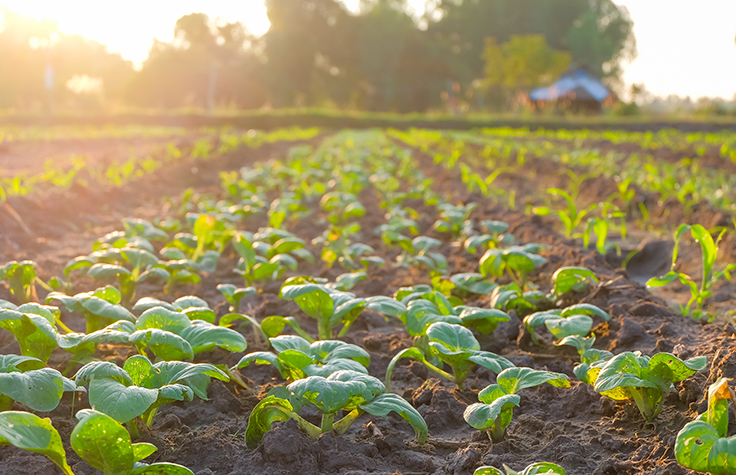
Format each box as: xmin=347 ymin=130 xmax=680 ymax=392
xmin=647 ymin=224 xmax=736 ymax=320
xmin=675 ymin=378 xmax=736 ymax=474
xmin=464 ymin=367 xmax=569 ymax=442
xmin=395 ymin=236 xmax=448 ymax=273
xmin=433 ymin=203 xmax=477 ymax=239
xmin=480 ymin=244 xmax=547 ymax=291
xmin=47 ymin=286 xmax=136 ymax=334
xmin=72 ymin=409 xmax=194 ymax=475
xmin=0 ymin=355 xmax=79 ymax=412
xmin=589 ymin=351 xmax=706 ymax=422
xmin=234 ymin=335 xmax=369 ymax=382
xmin=524 ymin=304 xmax=610 ymax=345
xmin=0 ymin=260 xmax=45 ymax=304
xmin=74 ymin=355 xmax=228 ymax=427
xmin=474 ymin=462 xmax=566 ymax=475
xmin=385 ymin=322 xmax=514 ymax=390
xmin=549 ymin=267 xmax=598 ymax=301
xmin=0 ymin=411 xmax=74 ymax=475
xmin=245 ymin=370 xmax=427 ymax=448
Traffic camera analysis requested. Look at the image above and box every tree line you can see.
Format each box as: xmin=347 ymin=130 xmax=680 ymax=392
xmin=0 ymin=0 xmax=635 ymax=112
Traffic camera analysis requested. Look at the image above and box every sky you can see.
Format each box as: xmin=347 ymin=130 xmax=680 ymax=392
xmin=2 ymin=0 xmax=736 ymax=100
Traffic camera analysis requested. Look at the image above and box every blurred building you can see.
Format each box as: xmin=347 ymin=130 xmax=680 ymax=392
xmin=529 ymin=62 xmax=615 ymax=113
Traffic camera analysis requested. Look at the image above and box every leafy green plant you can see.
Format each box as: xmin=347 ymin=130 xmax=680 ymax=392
xmin=395 ymin=236 xmax=448 ymax=274
xmin=0 ymin=260 xmax=50 ymax=304
xmin=534 ymin=188 xmax=598 ymax=238
xmin=385 ymin=322 xmax=515 ymax=391
xmin=234 ymin=335 xmax=369 ymax=382
xmin=74 ymin=355 xmax=228 ymax=435
xmin=0 ymin=354 xmax=79 ymax=412
xmin=72 ymin=409 xmax=195 ymax=474
xmin=127 ymin=306 xmax=248 ymax=361
xmin=217 ymin=283 xmax=257 ymax=311
xmin=48 ymin=286 xmax=136 ymax=334
xmin=523 ymin=304 xmax=610 ymax=345
xmin=647 ymin=224 xmax=736 ymax=320
xmin=464 ymin=368 xmax=570 ymax=442
xmin=244 ymin=370 xmax=427 ymax=448
xmin=583 ymin=351 xmax=707 ymax=422
xmin=449 ymin=273 xmax=498 ymax=297
xmin=480 ymin=244 xmax=547 ymax=291
xmin=433 ymin=203 xmax=477 ymax=239
xmin=549 ymin=267 xmax=598 ymax=301
xmin=280 ymin=280 xmax=402 ymax=340
xmin=474 ymin=462 xmax=566 ymax=475
xmin=464 ymin=220 xmax=514 ymax=254
xmin=675 ymin=378 xmax=736 ymax=474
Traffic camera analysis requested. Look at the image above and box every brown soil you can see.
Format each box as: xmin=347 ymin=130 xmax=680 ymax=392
xmin=0 ymin=131 xmax=733 ymax=475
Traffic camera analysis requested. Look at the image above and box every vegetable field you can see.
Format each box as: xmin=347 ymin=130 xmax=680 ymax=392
xmin=1 ymin=125 xmax=735 ymax=475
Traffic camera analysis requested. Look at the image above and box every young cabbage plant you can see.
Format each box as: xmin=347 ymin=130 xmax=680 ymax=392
xmin=400 ymin=290 xmax=511 ymax=338
xmin=128 ymin=306 xmax=248 ymax=361
xmin=0 ymin=354 xmax=80 ymax=412
xmin=449 ymin=273 xmax=498 ymax=297
xmin=647 ymin=224 xmax=736 ymax=320
xmin=523 ymin=304 xmax=610 ymax=345
xmin=74 ymin=355 xmax=228 ymax=435
xmin=395 ymin=236 xmax=448 ymax=274
xmin=154 ymin=250 xmax=203 ymax=293
xmin=464 ymin=220 xmax=514 ymax=254
xmin=47 ymin=286 xmax=136 ymax=334
xmin=234 ymin=335 xmax=369 ymax=382
xmin=327 ymin=271 xmax=367 ymax=292
xmin=0 ymin=411 xmax=74 ymax=475
xmin=433 ymin=202 xmax=477 ymax=239
xmin=480 ymin=244 xmax=547 ymax=291
xmin=464 ymin=367 xmax=570 ymax=442
xmin=72 ymin=409 xmax=195 ymax=475
xmin=488 ymin=284 xmax=540 ymax=313
xmin=232 ymin=231 xmax=295 ymax=285
xmin=245 ymin=370 xmax=427 ymax=448
xmin=320 ymin=191 xmax=366 ymax=225
xmin=280 ymin=280 xmax=403 ymax=340
xmin=590 ymin=351 xmax=707 ymax=422
xmin=0 ymin=260 xmax=50 ymax=304
xmin=162 ymin=234 xmax=220 ymax=274
xmin=675 ymin=378 xmax=736 ymax=474
xmin=217 ymin=283 xmax=257 ymax=312
xmin=121 ymin=217 xmax=170 ymax=242
xmin=549 ymin=267 xmax=598 ymax=302
xmin=572 ymin=348 xmax=614 ymax=386
xmin=385 ymin=322 xmax=515 ymax=391
xmin=474 ymin=462 xmax=566 ymax=475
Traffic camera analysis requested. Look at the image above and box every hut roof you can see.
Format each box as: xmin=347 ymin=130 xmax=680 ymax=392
xmin=529 ymin=64 xmax=611 ymax=102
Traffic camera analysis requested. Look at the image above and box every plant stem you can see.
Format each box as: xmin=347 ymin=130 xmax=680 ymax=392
xmin=333 ymin=409 xmax=362 ymax=435
xmin=320 ymin=413 xmax=335 ymax=434
xmin=318 ymin=318 xmax=332 ymax=340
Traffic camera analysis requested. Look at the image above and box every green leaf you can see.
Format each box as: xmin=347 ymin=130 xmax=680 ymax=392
xmin=245 ymin=396 xmax=296 ymax=449
xmin=458 ymin=308 xmax=510 ymax=334
xmin=473 ymin=467 xmax=505 ymax=475
xmin=130 ymin=462 xmax=195 ymax=474
xmin=0 ymin=367 xmax=65 ymax=411
xmin=495 ymin=367 xmax=570 ymax=394
xmin=179 ymin=322 xmax=247 ymax=354
xmin=0 ymin=411 xmax=73 ymax=475
xmin=551 ymin=267 xmax=597 ymax=295
xmin=463 ymin=395 xmax=520 ymax=430
xmin=129 ymin=329 xmax=195 ymax=361
xmin=544 ymin=315 xmax=593 ymax=340
xmin=88 ymin=378 xmax=159 ymax=423
xmin=360 ymin=393 xmax=428 ymax=444
xmin=675 ymin=420 xmax=719 ymax=473
xmin=136 ymin=307 xmax=191 ymax=332
xmin=71 ymin=409 xmax=134 ymax=474
xmin=427 ymin=322 xmax=479 ymax=352
xmin=280 ymin=284 xmax=334 ymax=320
xmin=560 ymin=304 xmax=611 ymax=321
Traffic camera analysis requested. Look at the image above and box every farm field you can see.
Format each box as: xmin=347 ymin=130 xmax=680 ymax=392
xmin=0 ymin=125 xmax=735 ymax=475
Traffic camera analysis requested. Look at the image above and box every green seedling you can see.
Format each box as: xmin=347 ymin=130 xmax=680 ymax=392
xmin=523 ymin=304 xmax=610 ymax=345
xmin=585 ymin=351 xmax=707 ymax=422
xmin=121 ymin=217 xmax=170 ymax=242
xmin=395 ymin=236 xmax=448 ymax=274
xmin=549 ymin=267 xmax=598 ymax=301
xmin=280 ymin=280 xmax=402 ymax=340
xmin=489 ymin=284 xmax=541 ymax=313
xmin=0 ymin=260 xmax=53 ymax=304
xmin=386 ymin=322 xmax=515 ymax=391
xmin=232 ymin=230 xmax=312 ymax=284
xmin=72 ymin=409 xmax=195 ymax=474
xmin=675 ymin=378 xmax=736 ymax=474
xmin=0 ymin=354 xmax=80 ymax=412
xmin=534 ymin=188 xmax=598 ymax=238
xmin=464 ymin=220 xmax=514 ymax=253
xmin=433 ymin=203 xmax=477 ymax=239
xmin=234 ymin=335 xmax=369 ymax=382
xmin=474 ymin=462 xmax=566 ymax=475
xmin=48 ymin=286 xmax=136 ymax=334
xmin=74 ymin=355 xmax=228 ymax=435
xmin=464 ymin=367 xmax=570 ymax=442
xmin=245 ymin=370 xmax=427 ymax=448
xmin=449 ymin=273 xmax=498 ymax=297
xmin=401 ymin=290 xmax=510 ymax=337
xmin=320 ymin=191 xmax=366 ymax=224
xmin=217 ymin=283 xmax=257 ymax=312
xmin=327 ymin=272 xmax=367 ymax=291
xmin=127 ymin=306 xmax=248 ymax=361
xmin=647 ymin=224 xmax=736 ymax=320
xmin=480 ymin=244 xmax=547 ymax=291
